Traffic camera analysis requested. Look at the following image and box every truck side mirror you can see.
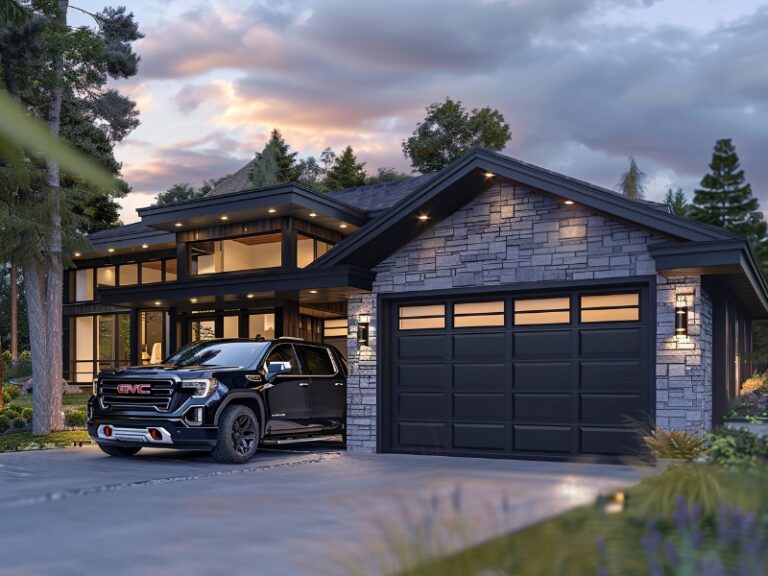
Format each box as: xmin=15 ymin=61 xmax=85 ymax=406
xmin=265 ymin=361 xmax=292 ymax=382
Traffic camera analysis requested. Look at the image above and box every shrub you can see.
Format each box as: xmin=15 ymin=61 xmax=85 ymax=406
xmin=0 ymin=415 xmax=9 ymax=431
xmin=707 ymin=427 xmax=768 ymax=467
xmin=642 ymin=428 xmax=706 ymax=460
xmin=5 ymin=385 xmax=20 ymax=400
xmin=65 ymin=409 xmax=87 ymax=427
xmin=1 ymin=391 xmax=9 ymax=406
xmin=18 ymin=350 xmax=31 ymax=363
xmin=21 ymin=407 xmax=32 ymax=421
xmin=740 ymin=373 xmax=768 ymax=395
xmin=2 ymin=404 xmax=21 ymax=416
xmin=12 ymin=417 xmax=26 ymax=429
xmin=727 ymin=392 xmax=768 ymax=419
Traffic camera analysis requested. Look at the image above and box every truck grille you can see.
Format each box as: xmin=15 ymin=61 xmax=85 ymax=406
xmin=99 ymin=379 xmax=175 ymax=411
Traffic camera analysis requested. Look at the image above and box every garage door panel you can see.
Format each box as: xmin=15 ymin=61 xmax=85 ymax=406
xmin=397 ymin=393 xmax=447 ymax=420
xmin=581 ymin=361 xmax=644 ymax=392
xmin=454 ymin=363 xmax=508 ymax=390
xmin=580 ymin=394 xmax=645 ymax=424
xmin=515 ymin=362 xmax=572 ymax=392
xmin=514 ymin=425 xmax=572 ymax=453
xmin=397 ymin=364 xmax=451 ymax=388
xmin=397 ymin=335 xmax=449 ymax=361
xmin=580 ymin=329 xmax=643 ymax=357
xmin=453 ymin=332 xmax=506 ymax=360
xmin=514 ymin=394 xmax=571 ymax=422
xmin=453 ymin=393 xmax=509 ymax=420
xmin=397 ymin=422 xmax=449 ymax=449
xmin=580 ymin=427 xmax=639 ymax=455
xmin=515 ymin=331 xmax=572 ymax=358
xmin=453 ymin=423 xmax=509 ymax=451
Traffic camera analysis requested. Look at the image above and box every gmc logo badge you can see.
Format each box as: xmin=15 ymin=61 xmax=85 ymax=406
xmin=116 ymin=383 xmax=151 ymax=395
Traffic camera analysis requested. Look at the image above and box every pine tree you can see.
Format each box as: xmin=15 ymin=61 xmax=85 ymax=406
xmin=664 ymin=187 xmax=688 ymax=217
xmin=266 ymin=128 xmax=300 ymax=182
xmin=249 ymin=142 xmax=281 ymax=188
xmin=325 ymin=146 xmax=367 ymax=191
xmin=617 ymin=157 xmax=646 ymax=200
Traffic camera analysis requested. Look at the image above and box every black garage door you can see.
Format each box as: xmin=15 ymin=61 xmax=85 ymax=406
xmin=384 ymin=285 xmax=651 ymax=458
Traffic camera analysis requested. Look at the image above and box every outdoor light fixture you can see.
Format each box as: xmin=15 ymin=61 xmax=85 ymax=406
xmin=174 ymin=222 xmax=183 ymax=227
xmin=418 ymin=214 xmax=430 ymax=221
xmin=358 ymin=315 xmax=370 ymax=346
xmin=484 ymin=172 xmax=494 ymax=178
xmin=107 ymin=248 xmax=115 ymax=253
xmin=190 ymin=297 xmax=198 ymax=304
xmin=154 ymin=301 xmax=161 ymax=306
xmin=309 ymin=212 xmax=317 ymax=217
xmin=309 ymin=289 xmax=318 ymax=294
xmin=141 ymin=243 xmax=149 ymax=249
xmin=675 ymin=299 xmax=689 ymax=337
xmin=220 ymin=215 xmax=229 ymax=221
xmin=246 ymin=293 xmax=254 ymax=299
xmin=74 ymin=252 xmax=81 ymax=257
xmin=564 ymin=200 xmax=575 ymax=205
xmin=340 ymin=223 xmax=348 ymax=229
xmin=268 ymin=208 xmax=276 ymax=214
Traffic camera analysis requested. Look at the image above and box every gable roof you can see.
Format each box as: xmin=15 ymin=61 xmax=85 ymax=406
xmin=207 ymin=158 xmax=257 ymax=196
xmin=317 ymin=147 xmax=738 ymax=269
xmin=324 ymin=173 xmax=439 ymax=213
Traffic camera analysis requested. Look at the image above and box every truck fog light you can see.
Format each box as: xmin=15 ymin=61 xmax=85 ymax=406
xmin=103 ymin=425 xmax=113 ymax=437
xmin=148 ymin=428 xmax=163 ymax=441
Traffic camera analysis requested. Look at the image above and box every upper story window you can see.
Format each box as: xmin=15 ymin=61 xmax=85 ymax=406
xmin=189 ymin=232 xmax=282 ymax=275
xmin=297 ymin=234 xmax=333 ymax=268
xmin=70 ymin=258 xmax=178 ymax=302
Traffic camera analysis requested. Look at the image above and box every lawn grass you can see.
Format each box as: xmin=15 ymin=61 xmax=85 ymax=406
xmin=403 ymin=503 xmax=648 ymax=576
xmin=10 ymin=393 xmax=91 ymax=410
xmin=0 ymin=430 xmax=91 ymax=452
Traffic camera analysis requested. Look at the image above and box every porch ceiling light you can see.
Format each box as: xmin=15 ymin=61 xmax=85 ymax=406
xmin=418 ymin=214 xmax=430 ymax=221
xmin=268 ymin=208 xmax=277 ymax=214
xmin=174 ymin=222 xmax=183 ymax=227
xmin=220 ymin=215 xmax=229 ymax=221
xmin=74 ymin=252 xmax=81 ymax=257
xmin=484 ymin=172 xmax=495 ymax=178
xmin=190 ymin=297 xmax=198 ymax=304
xmin=154 ymin=301 xmax=161 ymax=306
xmin=246 ymin=293 xmax=254 ymax=299
xmin=309 ymin=212 xmax=317 ymax=217
xmin=141 ymin=243 xmax=149 ymax=249
xmin=564 ymin=200 xmax=575 ymax=205
xmin=309 ymin=289 xmax=318 ymax=294
xmin=340 ymin=223 xmax=348 ymax=229
xmin=107 ymin=248 xmax=115 ymax=253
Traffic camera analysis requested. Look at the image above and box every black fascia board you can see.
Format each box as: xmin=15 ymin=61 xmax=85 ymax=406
xmin=96 ymin=264 xmax=374 ymax=305
xmin=87 ymin=228 xmax=175 ymax=251
xmin=137 ymin=184 xmax=367 ymax=229
xmin=317 ymin=148 xmax=735 ymax=270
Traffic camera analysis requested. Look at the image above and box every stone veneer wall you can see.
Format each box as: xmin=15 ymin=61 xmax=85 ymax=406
xmin=346 ymin=182 xmax=713 ymax=453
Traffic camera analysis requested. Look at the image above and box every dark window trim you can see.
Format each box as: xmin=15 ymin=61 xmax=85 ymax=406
xmin=187 ymin=230 xmax=283 ymax=276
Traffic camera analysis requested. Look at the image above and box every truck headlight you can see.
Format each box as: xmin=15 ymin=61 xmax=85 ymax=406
xmin=92 ymin=378 xmax=99 ymax=396
xmin=181 ymin=378 xmax=218 ymax=398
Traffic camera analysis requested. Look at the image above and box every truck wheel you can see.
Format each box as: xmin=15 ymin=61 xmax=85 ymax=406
xmin=98 ymin=444 xmax=141 ymax=457
xmin=212 ymin=405 xmax=259 ymax=464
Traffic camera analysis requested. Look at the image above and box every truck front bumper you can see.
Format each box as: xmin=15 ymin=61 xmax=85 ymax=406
xmin=87 ymin=416 xmax=217 ymax=450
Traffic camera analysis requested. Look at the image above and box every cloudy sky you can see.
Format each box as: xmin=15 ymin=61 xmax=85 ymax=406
xmin=70 ymin=0 xmax=768 ymax=223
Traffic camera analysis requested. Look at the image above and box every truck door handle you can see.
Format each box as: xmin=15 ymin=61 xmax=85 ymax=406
xmin=334 ymin=382 xmax=344 ymax=387
xmin=298 ymin=382 xmax=310 ymax=387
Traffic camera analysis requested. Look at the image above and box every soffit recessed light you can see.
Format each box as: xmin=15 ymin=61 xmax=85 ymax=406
xmin=418 ymin=214 xmax=430 ymax=221
xmin=190 ymin=298 xmax=198 ymax=304
xmin=141 ymin=243 xmax=149 ymax=249
xmin=154 ymin=301 xmax=161 ymax=306
xmin=107 ymin=248 xmax=115 ymax=253
xmin=484 ymin=172 xmax=495 ymax=178
xmin=220 ymin=215 xmax=229 ymax=221
xmin=340 ymin=223 xmax=348 ymax=229
xmin=74 ymin=252 xmax=81 ymax=257
xmin=268 ymin=208 xmax=276 ymax=214
xmin=564 ymin=200 xmax=575 ymax=205
xmin=174 ymin=222 xmax=183 ymax=227
xmin=246 ymin=293 xmax=254 ymax=299
xmin=309 ymin=212 xmax=317 ymax=218
xmin=309 ymin=290 xmax=318 ymax=294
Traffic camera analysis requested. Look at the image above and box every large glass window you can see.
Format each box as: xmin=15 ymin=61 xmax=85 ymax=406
xmin=97 ymin=266 xmax=116 ymax=287
xmin=454 ymin=301 xmax=505 ymax=327
xmin=398 ymin=304 xmax=446 ymax=330
xmin=580 ymin=293 xmax=640 ymax=323
xmin=141 ymin=261 xmax=163 ymax=284
xmin=74 ymin=269 xmax=94 ymax=302
xmin=514 ymin=297 xmax=570 ymax=325
xmin=223 ymin=315 xmax=239 ymax=339
xmin=118 ymin=263 xmax=138 ymax=286
xmin=191 ymin=319 xmax=216 ymax=341
xmin=249 ymin=313 xmax=275 ymax=340
xmin=297 ymin=234 xmax=333 ymax=268
xmin=190 ymin=233 xmax=282 ymax=275
xmin=139 ymin=310 xmax=165 ymax=365
xmin=323 ymin=318 xmax=347 ymax=338
xmin=165 ymin=259 xmax=178 ymax=281
xmin=69 ymin=313 xmax=129 ymax=383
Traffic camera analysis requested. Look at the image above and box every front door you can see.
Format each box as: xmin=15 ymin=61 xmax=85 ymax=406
xmin=263 ymin=344 xmax=310 ymax=433
xmin=297 ymin=344 xmax=345 ymax=421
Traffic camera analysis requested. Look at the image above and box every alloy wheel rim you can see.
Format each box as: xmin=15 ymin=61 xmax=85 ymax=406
xmin=231 ymin=413 xmax=256 ymax=455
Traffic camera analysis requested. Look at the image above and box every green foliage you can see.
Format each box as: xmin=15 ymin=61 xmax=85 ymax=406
xmin=665 ymin=187 xmax=688 ymax=217
xmin=707 ymin=427 xmax=768 ymax=467
xmin=153 ymin=183 xmax=205 ymax=206
xmin=402 ymin=97 xmax=511 ymax=173
xmin=690 ymin=139 xmax=767 ymax=257
xmin=0 ymin=415 xmax=8 ymax=431
xmin=20 ymin=407 xmax=31 ymax=421
xmin=366 ymin=167 xmax=409 ymax=185
xmin=0 ymin=429 xmax=90 ymax=451
xmin=249 ymin=129 xmax=301 ymax=187
xmin=5 ymin=385 xmax=20 ymax=400
xmin=64 ymin=409 xmax=86 ymax=427
xmin=0 ymin=394 xmax=8 ymax=407
xmin=325 ymin=146 xmax=367 ymax=191
xmin=643 ymin=428 xmax=706 ymax=460
xmin=617 ymin=157 xmax=646 ymax=200
xmin=12 ymin=416 xmax=25 ymax=428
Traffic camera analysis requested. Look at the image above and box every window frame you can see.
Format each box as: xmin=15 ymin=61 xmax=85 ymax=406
xmin=513 ymin=296 xmax=571 ymax=326
xmin=296 ymin=233 xmax=335 ymax=269
xmin=398 ymin=303 xmax=447 ymax=331
xmin=452 ymin=300 xmax=506 ymax=328
xmin=579 ymin=291 xmax=641 ymax=324
xmin=262 ymin=343 xmax=303 ymax=377
xmin=187 ymin=230 xmax=283 ymax=276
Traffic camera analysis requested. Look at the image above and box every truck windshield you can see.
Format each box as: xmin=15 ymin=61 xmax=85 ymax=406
xmin=164 ymin=341 xmax=270 ymax=368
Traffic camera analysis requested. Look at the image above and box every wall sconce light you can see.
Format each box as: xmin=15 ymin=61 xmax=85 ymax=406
xmin=675 ymin=299 xmax=689 ymax=337
xmin=358 ymin=315 xmax=370 ymax=346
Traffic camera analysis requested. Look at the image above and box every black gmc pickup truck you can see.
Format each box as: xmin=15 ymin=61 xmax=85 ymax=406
xmin=87 ymin=338 xmax=346 ymax=463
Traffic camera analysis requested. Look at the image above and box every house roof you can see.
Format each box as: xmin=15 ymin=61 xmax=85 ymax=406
xmin=324 ymin=173 xmax=439 ymax=213
xmin=207 ymin=158 xmax=257 ymax=196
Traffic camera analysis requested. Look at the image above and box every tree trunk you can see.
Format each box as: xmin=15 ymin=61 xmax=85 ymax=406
xmin=28 ymin=0 xmax=68 ymax=435
xmin=10 ymin=261 xmax=17 ymax=360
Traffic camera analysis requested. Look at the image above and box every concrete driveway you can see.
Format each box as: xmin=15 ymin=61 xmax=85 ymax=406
xmin=0 ymin=444 xmax=639 ymax=575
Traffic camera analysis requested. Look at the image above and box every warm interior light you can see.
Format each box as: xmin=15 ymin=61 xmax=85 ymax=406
xmin=564 ymin=200 xmax=575 ymax=205
xmin=268 ymin=208 xmax=276 ymax=214
xmin=418 ymin=214 xmax=430 ymax=221
xmin=220 ymin=215 xmax=229 ymax=221
xmin=74 ymin=252 xmax=81 ymax=257
xmin=107 ymin=248 xmax=115 ymax=253
xmin=174 ymin=222 xmax=183 ymax=227
xmin=141 ymin=243 xmax=149 ymax=249
xmin=309 ymin=212 xmax=317 ymax=217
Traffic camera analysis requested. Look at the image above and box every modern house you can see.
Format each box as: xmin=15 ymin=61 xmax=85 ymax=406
xmin=66 ymin=148 xmax=768 ymax=460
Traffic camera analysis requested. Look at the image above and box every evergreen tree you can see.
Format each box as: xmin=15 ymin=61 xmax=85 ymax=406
xmin=690 ymin=139 xmax=766 ymax=247
xmin=365 ymin=167 xmax=409 ymax=185
xmin=617 ymin=157 xmax=646 ymax=200
xmin=249 ymin=141 xmax=281 ymax=187
xmin=266 ymin=128 xmax=300 ymax=182
xmin=402 ymin=97 xmax=511 ymax=173
xmin=154 ymin=183 xmax=204 ymax=206
xmin=664 ymin=187 xmax=688 ymax=217
xmin=325 ymin=146 xmax=367 ymax=190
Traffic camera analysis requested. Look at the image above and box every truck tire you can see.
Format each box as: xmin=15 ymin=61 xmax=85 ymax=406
xmin=212 ymin=405 xmax=259 ymax=463
xmin=98 ymin=444 xmax=141 ymax=457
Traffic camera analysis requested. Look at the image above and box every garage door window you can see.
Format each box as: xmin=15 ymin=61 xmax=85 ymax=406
xmin=453 ymin=301 xmax=505 ymax=327
xmin=514 ymin=297 xmax=570 ymax=325
xmin=323 ymin=318 xmax=348 ymax=338
xmin=399 ymin=304 xmax=445 ymax=330
xmin=580 ymin=293 xmax=640 ymax=323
